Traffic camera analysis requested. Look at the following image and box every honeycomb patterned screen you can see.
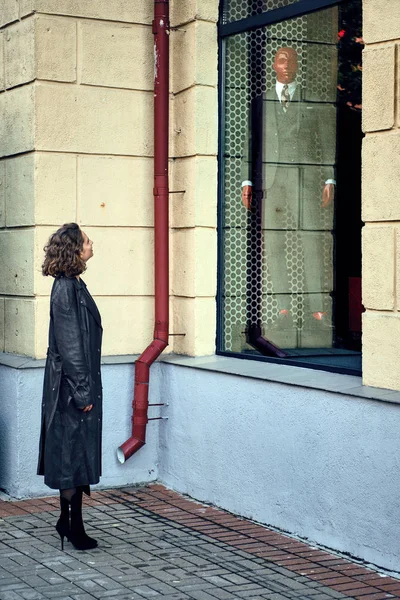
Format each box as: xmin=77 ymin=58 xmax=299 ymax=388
xmin=221 ymin=2 xmax=339 ymax=356
xmin=222 ymin=0 xmax=301 ymax=24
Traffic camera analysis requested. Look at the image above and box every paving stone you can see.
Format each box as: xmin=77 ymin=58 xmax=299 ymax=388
xmin=269 ymin=574 xmax=312 ymax=591
xmin=304 ymin=595 xmax=342 ymax=600
xmin=237 ymin=590 xmax=281 ymax=598
xmin=322 ymin=592 xmax=349 ymax=599
xmin=260 ymin=593 xmax=291 ymax=599
xmin=206 ymin=588 xmax=237 ymax=599
xmin=200 ymin=574 xmax=232 ymax=586
xmin=186 ymin=590 xmax=222 ymax=600
xmin=1 ymin=592 xmax=28 ymax=600
xmin=175 ymin=581 xmax=215 ymax=592
xmin=220 ymin=572 xmax=251 ymax=584
xmin=97 ymin=595 xmax=143 ymax=600
xmin=70 ymin=595 xmax=97 ymax=600
xmin=92 ymin=591 xmax=129 ymax=598
xmin=19 ymin=590 xmax=47 ymax=599
xmin=149 ymin=595 xmax=190 ymax=600
xmin=143 ymin=581 xmax=178 ymax=595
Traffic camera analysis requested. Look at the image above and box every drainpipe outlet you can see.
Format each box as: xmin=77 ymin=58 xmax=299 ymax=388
xmin=117 ymin=437 xmax=145 ymax=464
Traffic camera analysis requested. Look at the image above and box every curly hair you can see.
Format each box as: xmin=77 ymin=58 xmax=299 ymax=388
xmin=42 ymin=223 xmax=86 ymax=278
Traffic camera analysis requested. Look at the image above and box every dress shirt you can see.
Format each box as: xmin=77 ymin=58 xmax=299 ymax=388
xmin=275 ymin=80 xmax=297 ymax=103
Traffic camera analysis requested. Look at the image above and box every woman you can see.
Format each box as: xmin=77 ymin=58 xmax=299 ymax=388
xmin=37 ymin=223 xmax=103 ymax=551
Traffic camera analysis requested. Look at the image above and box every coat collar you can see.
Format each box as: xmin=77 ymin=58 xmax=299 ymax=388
xmin=73 ymin=277 xmax=102 ymax=329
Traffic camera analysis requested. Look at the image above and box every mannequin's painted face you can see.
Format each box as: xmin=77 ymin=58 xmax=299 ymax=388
xmin=273 ymin=48 xmax=298 ymax=84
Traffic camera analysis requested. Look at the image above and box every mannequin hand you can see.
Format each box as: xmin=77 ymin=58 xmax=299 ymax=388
xmin=82 ymin=404 xmax=93 ymax=412
xmin=322 ymin=183 xmax=335 ymax=208
xmin=242 ymin=185 xmax=253 ymax=210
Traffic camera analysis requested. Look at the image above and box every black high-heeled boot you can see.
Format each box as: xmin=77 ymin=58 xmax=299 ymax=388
xmin=69 ymin=489 xmax=97 ymax=550
xmin=55 ymin=496 xmax=70 ymax=551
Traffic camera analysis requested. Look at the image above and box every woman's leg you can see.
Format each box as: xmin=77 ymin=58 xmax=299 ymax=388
xmin=69 ymin=486 xmax=97 ymax=550
xmin=56 ymin=487 xmax=97 ymax=550
xmin=60 ymin=488 xmax=76 ymax=502
xmin=56 ymin=488 xmax=76 ymax=550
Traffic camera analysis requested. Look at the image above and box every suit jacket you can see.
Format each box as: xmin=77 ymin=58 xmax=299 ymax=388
xmin=241 ymin=86 xmax=336 ymax=191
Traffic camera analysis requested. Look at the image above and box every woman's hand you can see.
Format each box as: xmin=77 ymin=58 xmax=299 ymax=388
xmin=82 ymin=404 xmax=93 ymax=412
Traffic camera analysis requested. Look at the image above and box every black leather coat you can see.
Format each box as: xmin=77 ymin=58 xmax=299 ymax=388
xmin=37 ymin=275 xmax=103 ymax=490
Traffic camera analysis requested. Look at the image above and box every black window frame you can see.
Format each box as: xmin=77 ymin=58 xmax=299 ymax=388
xmin=216 ymin=0 xmax=362 ymax=376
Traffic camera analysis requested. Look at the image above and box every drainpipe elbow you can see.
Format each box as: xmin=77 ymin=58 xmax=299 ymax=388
xmin=117 ymin=436 xmax=145 ymax=464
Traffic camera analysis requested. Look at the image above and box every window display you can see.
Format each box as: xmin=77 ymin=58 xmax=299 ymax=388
xmin=219 ymin=0 xmax=362 ymax=371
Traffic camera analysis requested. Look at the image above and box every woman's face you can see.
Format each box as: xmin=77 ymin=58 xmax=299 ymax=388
xmin=80 ymin=230 xmax=94 ymax=262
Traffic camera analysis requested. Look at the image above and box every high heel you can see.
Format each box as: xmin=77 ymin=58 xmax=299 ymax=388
xmin=55 ymin=496 xmax=70 ymax=551
xmin=56 ymin=522 xmax=65 ymax=550
xmin=56 ymin=518 xmax=69 ymax=550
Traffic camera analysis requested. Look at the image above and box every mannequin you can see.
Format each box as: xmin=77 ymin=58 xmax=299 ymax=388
xmin=241 ymin=47 xmax=336 ymax=347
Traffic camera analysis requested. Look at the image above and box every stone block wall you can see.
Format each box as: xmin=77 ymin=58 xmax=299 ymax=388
xmin=362 ymin=0 xmax=400 ymax=389
xmin=169 ymin=1 xmax=218 ymax=356
xmin=0 ymin=0 xmax=219 ymax=359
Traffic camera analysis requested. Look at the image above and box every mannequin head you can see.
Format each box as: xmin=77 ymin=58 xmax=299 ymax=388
xmin=273 ymin=47 xmax=298 ymax=84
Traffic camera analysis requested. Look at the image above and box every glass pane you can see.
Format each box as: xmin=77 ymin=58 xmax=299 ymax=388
xmin=220 ymin=2 xmax=363 ymax=360
xmin=222 ymin=0 xmax=301 ymax=25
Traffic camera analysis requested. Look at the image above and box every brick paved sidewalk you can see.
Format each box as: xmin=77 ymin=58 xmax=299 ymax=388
xmin=0 ymin=484 xmax=399 ymax=600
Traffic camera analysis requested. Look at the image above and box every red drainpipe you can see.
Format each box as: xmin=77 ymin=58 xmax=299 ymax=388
xmin=117 ymin=0 xmax=170 ymax=464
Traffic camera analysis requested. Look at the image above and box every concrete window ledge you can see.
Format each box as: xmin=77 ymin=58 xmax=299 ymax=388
xmin=1 ymin=351 xmax=400 ymax=406
xmin=161 ymin=355 xmax=400 ymax=405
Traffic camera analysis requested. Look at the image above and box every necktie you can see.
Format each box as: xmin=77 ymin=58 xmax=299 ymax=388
xmin=281 ymin=84 xmax=290 ymax=112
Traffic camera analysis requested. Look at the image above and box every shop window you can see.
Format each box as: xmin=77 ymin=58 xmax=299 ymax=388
xmin=217 ymin=0 xmax=363 ymax=374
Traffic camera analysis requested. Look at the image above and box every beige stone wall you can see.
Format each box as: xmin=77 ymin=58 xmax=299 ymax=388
xmin=170 ymin=1 xmax=218 ymax=356
xmin=362 ymin=0 xmax=400 ymax=389
xmin=0 ymin=0 xmax=218 ymax=358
